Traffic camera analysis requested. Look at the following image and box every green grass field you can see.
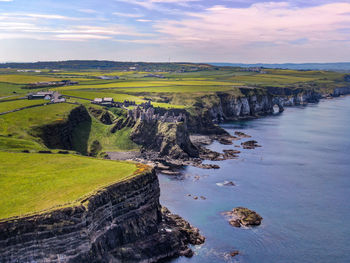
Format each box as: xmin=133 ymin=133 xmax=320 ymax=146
xmin=72 ymin=116 xmax=139 ymax=154
xmin=0 ymin=99 xmax=47 ymax=113
xmin=0 ymin=74 xmax=61 ymax=84
xmin=0 ymin=103 xmax=76 ymax=138
xmin=0 ymin=151 xmax=138 ymax=219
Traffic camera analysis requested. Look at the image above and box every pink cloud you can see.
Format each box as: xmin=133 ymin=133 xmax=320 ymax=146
xmin=152 ymin=2 xmax=350 ymax=47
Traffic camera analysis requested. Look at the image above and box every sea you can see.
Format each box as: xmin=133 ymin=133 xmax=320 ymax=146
xmin=158 ymin=96 xmax=350 ymax=263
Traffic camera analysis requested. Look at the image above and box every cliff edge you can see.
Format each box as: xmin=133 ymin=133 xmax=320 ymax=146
xmin=0 ymin=169 xmax=204 ymax=263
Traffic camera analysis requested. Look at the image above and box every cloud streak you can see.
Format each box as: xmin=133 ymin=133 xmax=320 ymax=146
xmin=150 ymin=2 xmax=350 ymax=48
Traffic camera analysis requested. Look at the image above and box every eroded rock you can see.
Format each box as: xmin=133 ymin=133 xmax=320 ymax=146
xmin=241 ymin=140 xmax=261 ymax=149
xmin=223 ymin=207 xmax=263 ymax=227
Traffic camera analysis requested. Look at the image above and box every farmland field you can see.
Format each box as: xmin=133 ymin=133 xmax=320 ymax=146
xmin=0 ymin=74 xmax=61 ymax=84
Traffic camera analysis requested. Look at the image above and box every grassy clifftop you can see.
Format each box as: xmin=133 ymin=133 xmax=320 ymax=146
xmin=0 ymin=151 xmax=139 ymax=220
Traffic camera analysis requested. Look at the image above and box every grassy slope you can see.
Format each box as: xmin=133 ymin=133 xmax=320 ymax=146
xmin=0 ymin=99 xmax=47 ymax=113
xmin=0 ymin=103 xmax=77 ymax=151
xmin=72 ymin=116 xmax=139 ymax=153
xmin=0 ymin=103 xmax=76 ymax=137
xmin=0 ymin=101 xmax=138 ymax=153
xmin=0 ymin=151 xmax=137 ymax=219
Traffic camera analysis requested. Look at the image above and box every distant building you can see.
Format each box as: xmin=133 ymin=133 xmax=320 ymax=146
xmin=93 ymin=98 xmax=103 ymax=104
xmin=28 ymin=91 xmax=54 ymax=100
xmin=97 ymin=76 xmax=119 ymax=80
xmin=144 ymin=74 xmax=165 ymax=78
xmin=92 ymin=97 xmax=115 ymax=106
xmin=103 ymin=98 xmax=114 ymax=103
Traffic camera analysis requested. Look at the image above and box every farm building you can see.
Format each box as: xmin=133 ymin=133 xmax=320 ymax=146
xmin=28 ymin=91 xmax=54 ymax=100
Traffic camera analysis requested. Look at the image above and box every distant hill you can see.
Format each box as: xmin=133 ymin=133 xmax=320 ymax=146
xmin=3 ymin=60 xmax=350 ymax=72
xmin=209 ymin=62 xmax=350 ymax=71
xmin=0 ymin=60 xmax=212 ymax=71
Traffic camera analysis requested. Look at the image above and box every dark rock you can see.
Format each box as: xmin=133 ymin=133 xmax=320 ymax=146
xmin=190 ymin=135 xmax=213 ymax=146
xmin=230 ymin=250 xmax=240 ymax=257
xmin=161 ymin=170 xmax=182 ymax=176
xmin=223 ymin=149 xmax=241 ymax=154
xmin=234 ymin=131 xmax=251 ymax=138
xmin=229 ymin=219 xmax=241 ymax=227
xmin=195 ymin=163 xmax=220 ymax=169
xmin=180 ymin=248 xmax=194 ymax=258
xmin=58 ymin=150 xmax=69 ymax=154
xmin=241 ymin=140 xmax=261 ymax=149
xmin=110 ymin=117 xmax=135 ymax=133
xmin=218 ymin=137 xmax=233 ymax=145
xmin=223 ymin=181 xmax=235 ymax=186
xmin=224 ymin=207 xmax=263 ymax=227
xmin=21 ymin=150 xmax=30 ymax=153
xmin=88 ymin=107 xmax=113 ymax=125
xmin=38 ymin=150 xmax=52 ymax=154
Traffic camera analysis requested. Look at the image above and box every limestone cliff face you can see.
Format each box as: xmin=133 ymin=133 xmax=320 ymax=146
xmin=195 ymin=90 xmax=282 ymax=124
xmin=130 ymin=118 xmax=199 ymax=159
xmin=207 ymin=93 xmax=278 ymax=122
xmin=201 ymin=86 xmax=350 ymax=124
xmin=0 ymin=170 xmax=204 ymax=263
xmin=332 ymin=86 xmax=350 ymax=97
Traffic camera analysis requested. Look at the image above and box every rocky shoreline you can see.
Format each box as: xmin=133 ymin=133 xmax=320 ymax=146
xmin=108 ymin=88 xmax=350 ymax=175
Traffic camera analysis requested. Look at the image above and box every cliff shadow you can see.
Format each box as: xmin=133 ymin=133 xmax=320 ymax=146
xmin=71 ymin=119 xmax=91 ymax=155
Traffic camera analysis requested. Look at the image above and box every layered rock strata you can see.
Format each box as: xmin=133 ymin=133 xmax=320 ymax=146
xmin=0 ymin=170 xmax=204 ymax=263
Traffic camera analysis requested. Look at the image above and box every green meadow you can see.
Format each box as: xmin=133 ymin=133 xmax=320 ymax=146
xmin=0 ymin=99 xmax=46 ymax=113
xmin=0 ymin=151 xmax=137 ymax=219
xmin=0 ymin=74 xmax=61 ymax=84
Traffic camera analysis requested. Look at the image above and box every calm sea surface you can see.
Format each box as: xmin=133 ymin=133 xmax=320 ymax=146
xmin=159 ymin=96 xmax=350 ymax=263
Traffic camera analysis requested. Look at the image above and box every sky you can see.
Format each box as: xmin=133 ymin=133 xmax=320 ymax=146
xmin=0 ymin=0 xmax=350 ymax=63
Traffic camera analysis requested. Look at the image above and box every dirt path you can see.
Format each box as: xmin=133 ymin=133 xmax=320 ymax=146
xmin=107 ymin=151 xmax=141 ymax=160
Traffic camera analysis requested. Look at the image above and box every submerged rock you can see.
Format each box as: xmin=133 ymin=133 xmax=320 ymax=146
xmin=230 ymin=250 xmax=240 ymax=257
xmin=234 ymin=131 xmax=251 ymax=138
xmin=223 ymin=207 xmax=263 ymax=227
xmin=241 ymin=140 xmax=261 ymax=149
xmin=216 ymin=181 xmax=236 ymax=187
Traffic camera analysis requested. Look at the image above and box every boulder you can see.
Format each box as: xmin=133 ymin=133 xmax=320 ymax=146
xmin=223 ymin=207 xmax=263 ymax=227
xmin=241 ymin=140 xmax=261 ymax=149
xmin=234 ymin=131 xmax=251 ymax=138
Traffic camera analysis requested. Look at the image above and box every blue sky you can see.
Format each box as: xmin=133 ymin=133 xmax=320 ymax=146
xmin=0 ymin=0 xmax=350 ymax=63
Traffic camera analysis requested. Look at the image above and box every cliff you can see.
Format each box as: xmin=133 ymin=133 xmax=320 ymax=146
xmin=194 ymin=86 xmax=350 ymax=125
xmin=33 ymin=105 xmax=91 ymax=151
xmin=129 ymin=108 xmax=198 ymax=159
xmin=0 ymin=169 xmax=204 ymax=263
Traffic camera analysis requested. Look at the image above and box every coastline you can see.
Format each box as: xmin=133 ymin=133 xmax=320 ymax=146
xmin=157 ymin=94 xmax=350 ymax=262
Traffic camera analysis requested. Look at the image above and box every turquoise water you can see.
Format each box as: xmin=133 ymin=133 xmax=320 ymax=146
xmin=159 ymin=96 xmax=350 ymax=263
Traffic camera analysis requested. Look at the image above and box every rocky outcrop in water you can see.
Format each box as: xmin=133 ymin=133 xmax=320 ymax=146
xmin=223 ymin=207 xmax=263 ymax=228
xmin=0 ymin=169 xmax=204 ymax=263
